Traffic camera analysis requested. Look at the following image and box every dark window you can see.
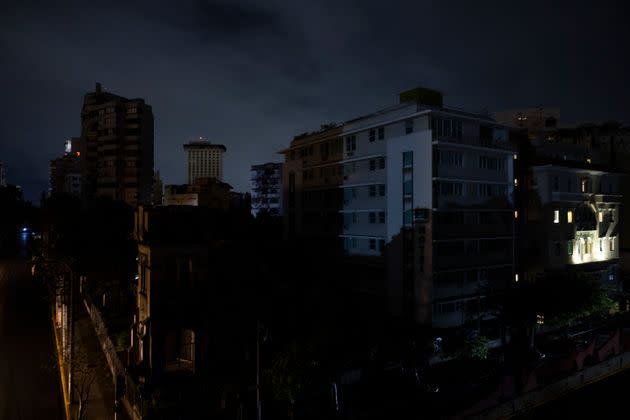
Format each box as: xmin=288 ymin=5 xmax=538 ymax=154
xmin=379 ymin=185 xmax=386 ymax=196
xmin=369 ymin=159 xmax=376 ymax=171
xmin=369 ymin=130 xmax=375 ymax=142
xmin=369 ymin=212 xmax=376 ymax=224
xmin=553 ymin=176 xmax=559 ymax=191
xmin=379 ymin=158 xmax=385 ymax=169
xmin=369 ymin=185 xmax=376 ymax=197
xmin=369 ymin=239 xmax=376 ymax=250
xmin=405 ymin=119 xmax=414 ymax=134
xmin=378 ymin=127 xmax=385 ymax=140
xmin=378 ymin=212 xmax=385 ymax=224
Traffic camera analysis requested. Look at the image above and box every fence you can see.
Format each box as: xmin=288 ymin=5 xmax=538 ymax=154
xmin=83 ymin=294 xmax=146 ymax=419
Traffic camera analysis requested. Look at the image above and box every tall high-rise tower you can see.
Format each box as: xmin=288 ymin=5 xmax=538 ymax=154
xmin=183 ymin=139 xmax=226 ymax=183
xmin=79 ymin=82 xmax=154 ymax=206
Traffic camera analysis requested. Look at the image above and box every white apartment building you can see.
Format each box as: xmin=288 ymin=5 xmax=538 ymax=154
xmin=183 ymin=140 xmax=226 ymax=183
xmin=339 ymin=88 xmax=516 ymax=328
xmin=251 ymin=162 xmax=283 ymax=217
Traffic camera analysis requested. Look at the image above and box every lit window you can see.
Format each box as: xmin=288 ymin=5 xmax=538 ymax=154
xmin=567 ymin=211 xmax=573 ymax=223
xmin=514 ymin=210 xmax=518 ymax=219
xmin=515 ymin=273 xmax=519 ymax=282
xmin=610 ymin=237 xmax=615 ymax=251
xmin=568 ymin=240 xmax=573 ymax=256
xmin=586 ymin=158 xmax=592 ymax=164
xmin=598 ymin=211 xmax=604 ymax=222
xmin=581 ymin=178 xmax=589 ymax=193
xmin=553 ymin=210 xmax=560 ymax=224
xmin=513 ymin=154 xmax=518 ymax=160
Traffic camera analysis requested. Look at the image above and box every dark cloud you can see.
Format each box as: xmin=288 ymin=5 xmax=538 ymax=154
xmin=0 ymin=0 xmax=628 ymax=201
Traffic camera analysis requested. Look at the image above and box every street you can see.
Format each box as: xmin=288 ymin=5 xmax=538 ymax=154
xmin=0 ymin=256 xmax=64 ymax=419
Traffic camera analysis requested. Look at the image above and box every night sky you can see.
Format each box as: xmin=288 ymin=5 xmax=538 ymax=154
xmin=1 ymin=0 xmax=628 ymax=202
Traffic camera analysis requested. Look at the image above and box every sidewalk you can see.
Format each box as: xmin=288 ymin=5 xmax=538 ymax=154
xmin=73 ymin=305 xmax=120 ymax=419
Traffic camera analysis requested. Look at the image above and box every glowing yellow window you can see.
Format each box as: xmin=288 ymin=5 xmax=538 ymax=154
xmin=567 ymin=211 xmax=573 ymax=223
xmin=598 ymin=211 xmax=604 ymax=222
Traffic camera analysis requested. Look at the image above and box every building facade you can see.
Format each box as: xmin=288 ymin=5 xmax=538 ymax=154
xmin=50 ymin=138 xmax=82 ymax=196
xmin=250 ymin=162 xmax=283 ymax=217
xmin=163 ymin=177 xmax=232 ymax=209
xmin=281 ymin=125 xmax=344 ymax=241
xmin=337 ymin=88 xmax=515 ymax=328
xmin=78 ymin=82 xmax=154 ymax=206
xmin=183 ymin=140 xmax=226 ymax=183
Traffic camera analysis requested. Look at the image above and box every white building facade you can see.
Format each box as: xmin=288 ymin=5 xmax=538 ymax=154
xmin=184 ymin=141 xmax=226 ymax=183
xmin=250 ymin=162 xmax=283 ymax=217
xmin=339 ymin=96 xmax=516 ymax=328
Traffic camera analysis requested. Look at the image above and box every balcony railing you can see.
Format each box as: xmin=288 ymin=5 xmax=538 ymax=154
xmin=434 ymin=135 xmax=515 ymax=151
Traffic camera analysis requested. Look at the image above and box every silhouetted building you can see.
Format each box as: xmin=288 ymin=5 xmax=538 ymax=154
xmin=183 ymin=140 xmax=226 ymax=183
xmin=280 ymin=125 xmax=344 ymax=241
xmin=495 ymin=108 xmax=560 ymax=141
xmin=229 ymin=191 xmax=251 ymax=214
xmin=78 ymin=82 xmax=154 ymax=206
xmin=250 ymin=162 xmax=283 ymax=217
xmin=152 ymin=170 xmax=163 ymax=205
xmin=163 ymin=177 xmax=232 ymax=209
xmin=50 ymin=138 xmax=81 ymax=196
xmin=0 ymin=161 xmax=6 ymax=187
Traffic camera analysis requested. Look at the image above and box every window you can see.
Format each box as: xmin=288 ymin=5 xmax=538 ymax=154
xmin=599 ymin=238 xmax=603 ymax=252
xmin=404 ymin=209 xmax=413 ymax=225
xmin=379 ymin=185 xmax=386 ymax=196
xmin=379 ymin=157 xmax=385 ymax=169
xmin=553 ymin=176 xmax=559 ymax=191
xmin=378 ymin=212 xmax=385 ymax=224
xmin=369 ymin=130 xmax=375 ymax=142
xmin=369 ymin=212 xmax=376 ymax=224
xmin=378 ymin=127 xmax=385 ymax=140
xmin=369 ymin=185 xmax=376 ymax=197
xmin=554 ymin=242 xmax=561 ymax=256
xmin=369 ymin=159 xmax=376 ymax=171
xmin=378 ymin=239 xmax=385 ymax=250
xmin=405 ymin=119 xmax=414 ymax=134
xmin=514 ymin=178 xmax=518 ymax=187
xmin=514 ymin=210 xmax=518 ymax=219
xmin=345 ymin=135 xmax=356 ymax=152
xmin=437 ymin=150 xmax=463 ymax=167
xmin=308 ymin=145 xmax=314 ymax=156
xmin=369 ymin=239 xmax=376 ymax=250
xmin=568 ymin=240 xmax=573 ymax=256
xmin=440 ymin=182 xmax=463 ymax=196
xmin=610 ymin=237 xmax=615 ymax=251
xmin=478 ymin=156 xmax=505 ymax=171
xmin=553 ymin=210 xmax=560 ymax=224
xmin=403 ymin=180 xmax=413 ymax=195
xmin=403 ymin=151 xmax=413 ymax=167
xmin=598 ymin=211 xmax=604 ymax=222
xmin=567 ymin=211 xmax=573 ymax=223
xmin=581 ymin=177 xmax=590 ymax=193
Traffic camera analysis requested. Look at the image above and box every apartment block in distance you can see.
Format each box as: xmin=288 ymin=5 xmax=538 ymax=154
xmin=250 ymin=162 xmax=283 ymax=217
xmin=78 ymin=82 xmax=154 ymax=206
xmin=184 ymin=139 xmax=226 ymax=183
xmin=338 ymin=87 xmax=516 ymax=328
xmin=280 ymin=124 xmax=344 ymax=242
xmin=50 ymin=138 xmax=82 ymax=196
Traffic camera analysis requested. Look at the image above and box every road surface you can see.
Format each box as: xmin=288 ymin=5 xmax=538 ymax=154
xmin=0 ymin=257 xmax=64 ymax=419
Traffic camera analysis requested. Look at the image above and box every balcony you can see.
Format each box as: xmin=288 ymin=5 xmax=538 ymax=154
xmin=433 ymin=135 xmax=514 ymax=151
xmin=551 ymin=191 xmax=622 ymax=203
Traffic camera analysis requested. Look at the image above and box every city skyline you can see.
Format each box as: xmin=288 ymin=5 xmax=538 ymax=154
xmin=1 ymin=0 xmax=629 ymax=201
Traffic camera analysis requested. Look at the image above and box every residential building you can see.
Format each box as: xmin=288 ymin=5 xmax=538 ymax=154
xmin=250 ymin=162 xmax=283 ymax=217
xmin=50 ymin=138 xmax=81 ymax=196
xmin=163 ymin=177 xmax=232 ymax=209
xmin=130 ymin=205 xmax=253 ymax=418
xmin=494 ymin=108 xmax=560 ymax=141
xmin=280 ymin=124 xmax=344 ymax=241
xmin=78 ymin=82 xmax=154 ymax=206
xmin=338 ymin=87 xmax=515 ymax=328
xmin=498 ymin=115 xmax=625 ymax=290
xmin=279 ymin=88 xmax=516 ymax=329
xmin=229 ymin=191 xmax=251 ymax=215
xmin=183 ymin=140 xmax=226 ymax=183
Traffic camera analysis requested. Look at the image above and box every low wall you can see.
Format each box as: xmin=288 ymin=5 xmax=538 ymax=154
xmin=84 ymin=294 xmax=145 ymax=419
xmin=465 ymin=351 xmax=630 ymax=419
